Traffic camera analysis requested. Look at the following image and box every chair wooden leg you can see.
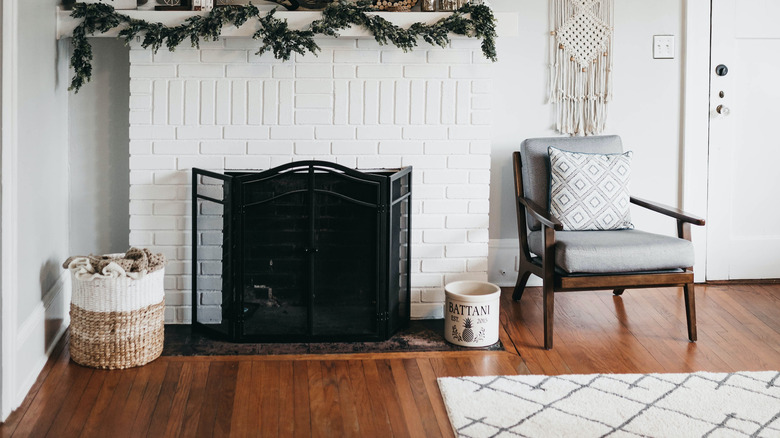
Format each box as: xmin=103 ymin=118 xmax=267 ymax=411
xmin=613 ymin=288 xmax=625 ymax=296
xmin=543 ymin=282 xmax=554 ymax=350
xmin=513 ymin=270 xmax=532 ymax=301
xmin=684 ymin=283 xmax=697 ymax=342
xmin=541 ymin=226 xmax=556 ymax=350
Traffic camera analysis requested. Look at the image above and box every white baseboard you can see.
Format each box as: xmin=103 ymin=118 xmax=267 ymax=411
xmin=488 ymin=239 xmax=542 ymax=288
xmin=13 ymin=271 xmax=71 ymax=410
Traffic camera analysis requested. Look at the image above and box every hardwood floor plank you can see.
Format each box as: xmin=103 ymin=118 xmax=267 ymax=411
xmin=402 ymin=359 xmax=443 ymax=438
xmin=332 ymin=361 xmax=360 ymax=437
xmin=629 ymin=291 xmax=729 ymax=372
xmin=260 ymin=361 xmax=281 ymax=437
xmin=195 ymin=361 xmax=228 ymax=437
xmin=146 ymin=362 xmax=184 ymax=437
xmin=128 ymin=359 xmax=169 ymax=437
xmin=388 ymin=359 xmax=427 ymax=437
xmin=292 ymin=361 xmax=312 ymax=438
xmin=598 ymin=291 xmax=689 ymax=373
xmin=308 ymin=361 xmax=343 ymax=438
xmin=640 ymin=287 xmax=773 ymax=372
xmin=23 ymin=360 xmax=92 ymax=438
xmin=80 ymin=369 xmax=124 ymax=438
xmin=650 ymin=289 xmax=758 ymax=370
xmin=468 ymin=353 xmax=513 ymax=377
xmin=58 ymin=368 xmax=109 ymax=437
xmin=497 ymin=316 xmax=520 ymax=356
xmin=42 ymin=365 xmax=94 ymax=438
xmin=428 ymin=357 xmax=454 ymax=378
xmin=163 ymin=362 xmax=195 ymax=437
xmin=579 ymin=291 xmax=667 ymax=373
xmin=540 ymin=292 xmax=615 ymax=374
xmin=244 ymin=361 xmax=264 ymax=437
xmin=177 ymin=362 xmax=211 ymax=438
xmin=738 ymin=285 xmax=780 ymax=335
xmin=95 ymin=367 xmax=140 ymax=435
xmin=708 ymin=286 xmax=780 ymax=356
xmin=319 ymin=361 xmax=346 ymax=437
xmin=345 ymin=360 xmax=381 ymax=437
xmin=534 ymin=291 xmax=611 ymax=374
xmin=228 ymin=361 xmax=254 ymax=438
xmin=455 ymin=357 xmax=479 ymax=376
xmin=680 ymin=289 xmax=780 ymax=369
xmin=109 ymin=364 xmax=154 ymax=438
xmin=444 ymin=356 xmax=464 ymax=377
xmin=212 ymin=361 xmax=239 ymax=437
xmin=277 ymin=361 xmax=295 ymax=437
xmin=362 ymin=360 xmax=406 ymax=437
xmin=500 ymin=288 xmax=570 ymax=374
xmin=416 ymin=358 xmax=456 ymax=438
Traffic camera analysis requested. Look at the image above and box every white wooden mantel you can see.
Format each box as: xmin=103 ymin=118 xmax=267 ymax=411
xmin=56 ymin=7 xmax=518 ymax=39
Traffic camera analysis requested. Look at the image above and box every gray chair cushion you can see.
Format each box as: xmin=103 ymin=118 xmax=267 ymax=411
xmin=520 ymin=135 xmax=623 ymax=231
xmin=527 ymin=229 xmax=695 ymax=274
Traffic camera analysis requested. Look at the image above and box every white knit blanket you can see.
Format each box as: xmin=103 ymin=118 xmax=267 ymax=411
xmin=66 ymin=255 xmax=149 ymax=281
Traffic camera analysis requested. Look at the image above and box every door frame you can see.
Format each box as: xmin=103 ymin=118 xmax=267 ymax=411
xmin=682 ymin=0 xmax=712 ymax=283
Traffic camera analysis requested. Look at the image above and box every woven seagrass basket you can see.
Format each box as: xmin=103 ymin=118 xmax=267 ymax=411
xmin=69 ymin=259 xmax=165 ymax=370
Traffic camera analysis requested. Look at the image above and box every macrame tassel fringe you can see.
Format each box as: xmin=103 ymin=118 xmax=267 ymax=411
xmin=548 ymin=0 xmax=613 ymax=136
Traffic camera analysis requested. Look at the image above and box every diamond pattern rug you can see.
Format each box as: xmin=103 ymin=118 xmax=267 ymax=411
xmin=438 ymin=371 xmax=780 ymax=438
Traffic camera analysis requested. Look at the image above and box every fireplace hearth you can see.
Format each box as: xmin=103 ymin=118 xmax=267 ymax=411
xmin=192 ymin=161 xmax=412 ymax=342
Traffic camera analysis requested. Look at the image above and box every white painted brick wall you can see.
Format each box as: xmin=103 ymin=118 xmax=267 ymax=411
xmin=127 ymin=38 xmax=493 ymax=323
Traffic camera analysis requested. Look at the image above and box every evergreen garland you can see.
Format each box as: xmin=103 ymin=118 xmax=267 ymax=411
xmin=68 ymin=1 xmax=497 ymax=92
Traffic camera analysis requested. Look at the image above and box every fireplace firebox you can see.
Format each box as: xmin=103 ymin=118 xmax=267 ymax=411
xmin=191 ymin=161 xmax=412 ymax=342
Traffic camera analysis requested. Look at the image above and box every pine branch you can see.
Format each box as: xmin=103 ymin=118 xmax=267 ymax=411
xmin=67 ymin=1 xmax=497 ymax=92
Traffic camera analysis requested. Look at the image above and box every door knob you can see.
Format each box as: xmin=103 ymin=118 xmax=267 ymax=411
xmin=716 ymin=64 xmax=729 ymax=76
xmin=716 ymin=105 xmax=731 ymax=116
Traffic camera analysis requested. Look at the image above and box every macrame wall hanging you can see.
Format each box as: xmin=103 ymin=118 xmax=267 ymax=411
xmin=549 ymin=0 xmax=614 ymax=136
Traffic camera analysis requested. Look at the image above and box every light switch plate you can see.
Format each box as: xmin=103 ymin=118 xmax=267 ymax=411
xmin=653 ymin=35 xmax=675 ymax=59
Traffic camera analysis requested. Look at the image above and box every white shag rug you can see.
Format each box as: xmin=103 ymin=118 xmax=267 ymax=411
xmin=437 ymin=371 xmax=780 ymax=438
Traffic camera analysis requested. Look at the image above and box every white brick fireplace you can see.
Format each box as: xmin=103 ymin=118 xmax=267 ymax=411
xmin=126 ymin=36 xmax=494 ymax=324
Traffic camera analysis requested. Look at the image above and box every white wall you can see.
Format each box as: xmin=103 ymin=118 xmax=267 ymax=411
xmin=68 ymin=1 xmax=690 ymax=285
xmin=17 ymin=0 xmax=70 ymax=322
xmin=2 ymin=0 xmax=71 ymax=420
xmin=488 ymin=0 xmax=687 ymax=285
xmin=69 ymin=39 xmax=130 ymax=256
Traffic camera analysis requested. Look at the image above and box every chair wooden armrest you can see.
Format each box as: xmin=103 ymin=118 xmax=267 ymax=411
xmin=630 ymin=196 xmax=706 ymax=226
xmin=517 ymin=196 xmax=563 ymax=231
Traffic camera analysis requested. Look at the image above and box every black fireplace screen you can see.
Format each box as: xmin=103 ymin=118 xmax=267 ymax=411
xmin=192 ymin=161 xmax=412 ymax=342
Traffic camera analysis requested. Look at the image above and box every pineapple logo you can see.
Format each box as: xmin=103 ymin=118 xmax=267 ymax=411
xmin=462 ymin=318 xmax=475 ymax=342
xmin=450 ymin=316 xmax=487 ymax=344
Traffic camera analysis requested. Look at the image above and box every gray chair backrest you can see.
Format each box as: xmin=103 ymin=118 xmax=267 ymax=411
xmin=520 ymin=135 xmax=623 ymax=231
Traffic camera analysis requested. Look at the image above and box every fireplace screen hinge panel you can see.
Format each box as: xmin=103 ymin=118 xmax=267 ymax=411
xmin=193 ymin=161 xmax=412 ymax=343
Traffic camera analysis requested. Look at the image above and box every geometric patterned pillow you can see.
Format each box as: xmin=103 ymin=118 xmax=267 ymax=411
xmin=548 ymin=146 xmax=634 ymax=231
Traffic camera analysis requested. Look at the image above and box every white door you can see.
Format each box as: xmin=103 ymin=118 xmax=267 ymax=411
xmin=707 ymin=0 xmax=780 ymax=280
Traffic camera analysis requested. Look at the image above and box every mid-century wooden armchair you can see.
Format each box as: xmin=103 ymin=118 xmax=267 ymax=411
xmin=513 ymin=135 xmax=706 ymax=349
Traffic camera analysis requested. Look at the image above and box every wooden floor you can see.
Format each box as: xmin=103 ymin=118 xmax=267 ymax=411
xmin=3 ymin=283 xmax=780 ymax=437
